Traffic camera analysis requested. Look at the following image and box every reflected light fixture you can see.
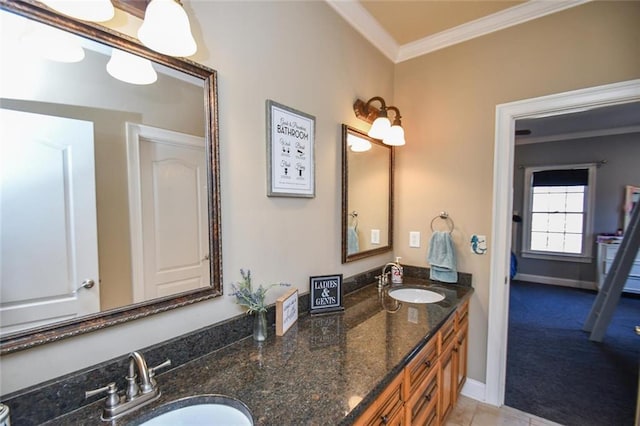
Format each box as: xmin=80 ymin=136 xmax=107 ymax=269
xmin=353 ymin=96 xmax=406 ymax=146
xmin=40 ymin=0 xmax=115 ymax=22
xmin=106 ymin=48 xmax=158 ymax=85
xmin=21 ymin=21 xmax=85 ymax=63
xmin=347 ymin=133 xmax=372 ymax=152
xmin=138 ymin=0 xmax=197 ymax=57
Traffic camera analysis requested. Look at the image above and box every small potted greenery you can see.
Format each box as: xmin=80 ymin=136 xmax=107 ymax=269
xmin=230 ymin=269 xmax=290 ymax=341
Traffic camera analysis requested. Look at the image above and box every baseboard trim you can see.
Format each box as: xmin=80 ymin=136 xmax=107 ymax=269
xmin=514 ymin=273 xmax=596 ymax=291
xmin=461 ymin=378 xmax=487 ymax=403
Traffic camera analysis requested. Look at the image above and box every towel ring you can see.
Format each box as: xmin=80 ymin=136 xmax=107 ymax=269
xmin=349 ymin=211 xmax=358 ymax=229
xmin=430 ymin=211 xmax=454 ymax=233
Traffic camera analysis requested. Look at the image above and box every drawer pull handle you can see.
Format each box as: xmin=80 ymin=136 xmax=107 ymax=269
xmin=425 ymin=393 xmax=432 ymax=401
xmin=381 ymin=414 xmax=389 ymax=424
xmin=424 ymin=360 xmax=431 ymax=368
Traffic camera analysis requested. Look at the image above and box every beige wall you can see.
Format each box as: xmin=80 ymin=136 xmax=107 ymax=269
xmin=0 ymin=1 xmax=394 ymax=394
xmin=394 ymin=0 xmax=640 ymax=383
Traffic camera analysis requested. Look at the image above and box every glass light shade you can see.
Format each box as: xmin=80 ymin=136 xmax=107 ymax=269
xmin=21 ymin=23 xmax=85 ymax=63
xmin=40 ymin=0 xmax=115 ymax=22
xmin=367 ymin=116 xmax=391 ymax=140
xmin=347 ymin=134 xmax=372 ymax=152
xmin=107 ymin=49 xmax=158 ymax=85
xmin=383 ymin=125 xmax=406 ymax=146
xmin=138 ymin=0 xmax=197 ymax=57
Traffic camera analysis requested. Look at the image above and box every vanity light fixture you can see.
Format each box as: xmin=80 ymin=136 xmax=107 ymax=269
xmin=137 ymin=0 xmax=197 ymax=57
xmin=40 ymin=0 xmax=115 ymax=22
xmin=353 ymin=96 xmax=406 ymax=146
xmin=106 ymin=48 xmax=158 ymax=85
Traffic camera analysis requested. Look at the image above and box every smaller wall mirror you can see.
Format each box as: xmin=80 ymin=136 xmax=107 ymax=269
xmin=341 ymin=124 xmax=393 ymax=263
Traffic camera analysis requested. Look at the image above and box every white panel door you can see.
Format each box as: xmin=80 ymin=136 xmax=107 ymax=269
xmin=0 ymin=109 xmax=100 ymax=334
xmin=128 ymin=124 xmax=209 ymax=301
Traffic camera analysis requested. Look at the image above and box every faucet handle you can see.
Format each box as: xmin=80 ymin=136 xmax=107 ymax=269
xmin=148 ymin=359 xmax=171 ymax=386
xmin=85 ymin=382 xmax=120 ymax=408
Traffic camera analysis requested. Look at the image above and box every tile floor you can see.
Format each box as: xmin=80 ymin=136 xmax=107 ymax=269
xmin=445 ymin=395 xmax=564 ymax=426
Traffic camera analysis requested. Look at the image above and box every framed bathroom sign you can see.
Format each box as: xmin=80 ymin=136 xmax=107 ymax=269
xmin=309 ymin=274 xmax=344 ymax=315
xmin=266 ymin=100 xmax=315 ymax=198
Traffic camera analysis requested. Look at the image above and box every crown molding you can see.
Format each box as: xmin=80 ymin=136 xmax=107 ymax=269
xmin=327 ymin=0 xmax=591 ymax=64
xmin=325 ymin=0 xmax=399 ymax=62
xmin=397 ymin=0 xmax=591 ymax=62
xmin=515 ymin=125 xmax=640 ymax=145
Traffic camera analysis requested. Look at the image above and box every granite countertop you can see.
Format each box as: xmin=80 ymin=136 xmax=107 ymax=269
xmin=47 ymin=280 xmax=472 ymax=425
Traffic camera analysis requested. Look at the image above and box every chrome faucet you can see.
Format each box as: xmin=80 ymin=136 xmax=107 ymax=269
xmin=379 ymin=262 xmax=398 ymax=289
xmin=85 ymin=351 xmax=171 ymax=421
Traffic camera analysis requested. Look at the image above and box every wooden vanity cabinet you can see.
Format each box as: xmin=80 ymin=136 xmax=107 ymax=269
xmin=355 ymin=299 xmax=470 ymax=426
xmin=354 ymin=372 xmax=405 ymax=426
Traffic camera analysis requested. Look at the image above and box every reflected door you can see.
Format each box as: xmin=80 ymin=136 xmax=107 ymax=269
xmin=127 ymin=124 xmax=209 ymax=301
xmin=0 ymin=109 xmax=100 ymax=334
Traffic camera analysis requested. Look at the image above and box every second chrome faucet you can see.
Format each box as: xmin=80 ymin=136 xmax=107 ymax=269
xmin=85 ymin=351 xmax=171 ymax=421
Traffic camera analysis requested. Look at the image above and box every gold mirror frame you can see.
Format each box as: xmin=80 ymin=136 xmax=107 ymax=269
xmin=0 ymin=0 xmax=222 ymax=354
xmin=341 ymin=124 xmax=394 ymax=263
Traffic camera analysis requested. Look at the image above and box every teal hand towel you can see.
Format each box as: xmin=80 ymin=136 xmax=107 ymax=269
xmin=347 ymin=226 xmax=360 ymax=255
xmin=427 ymin=231 xmax=458 ymax=283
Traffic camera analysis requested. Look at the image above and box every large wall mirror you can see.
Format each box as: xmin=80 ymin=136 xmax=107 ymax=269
xmin=0 ymin=0 xmax=222 ymax=354
xmin=341 ymin=124 xmax=393 ymax=263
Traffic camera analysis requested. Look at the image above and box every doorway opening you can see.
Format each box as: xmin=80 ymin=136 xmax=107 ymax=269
xmin=485 ymin=79 xmax=640 ymax=406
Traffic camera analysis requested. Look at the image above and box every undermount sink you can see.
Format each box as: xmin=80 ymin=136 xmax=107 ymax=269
xmin=387 ymin=286 xmax=445 ymax=304
xmin=135 ymin=395 xmax=253 ymax=426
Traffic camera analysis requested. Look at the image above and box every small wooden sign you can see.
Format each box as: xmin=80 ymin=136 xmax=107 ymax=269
xmin=276 ymin=288 xmax=298 ymax=336
xmin=309 ymin=274 xmax=344 ymax=315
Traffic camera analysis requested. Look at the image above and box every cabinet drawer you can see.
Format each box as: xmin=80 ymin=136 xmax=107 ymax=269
xmin=405 ymin=337 xmax=438 ymax=396
xmin=355 ymin=373 xmax=405 ymax=426
xmin=604 ymin=260 xmax=640 ymax=276
xmin=406 ymin=366 xmax=439 ymax=426
xmin=439 ymin=314 xmax=456 ymax=354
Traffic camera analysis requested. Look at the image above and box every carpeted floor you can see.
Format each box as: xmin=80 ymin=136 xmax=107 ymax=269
xmin=505 ymin=280 xmax=639 ymax=426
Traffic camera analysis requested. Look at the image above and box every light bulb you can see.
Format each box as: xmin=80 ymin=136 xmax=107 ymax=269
xmin=383 ymin=125 xmax=406 ymax=146
xmin=138 ymin=0 xmax=197 ymax=57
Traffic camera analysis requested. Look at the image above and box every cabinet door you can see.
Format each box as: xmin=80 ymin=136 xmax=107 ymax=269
xmin=455 ymin=319 xmax=468 ymax=396
xmin=439 ymin=340 xmax=455 ymax=423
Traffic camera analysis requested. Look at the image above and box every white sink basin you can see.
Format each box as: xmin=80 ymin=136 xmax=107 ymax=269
xmin=136 ymin=395 xmax=253 ymax=426
xmin=388 ymin=287 xmax=445 ymax=304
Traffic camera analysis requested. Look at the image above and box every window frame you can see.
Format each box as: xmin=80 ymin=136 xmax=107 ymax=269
xmin=520 ymin=163 xmax=597 ymax=263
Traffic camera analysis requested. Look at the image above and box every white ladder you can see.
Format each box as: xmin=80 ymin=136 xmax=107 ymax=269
xmin=583 ymin=202 xmax=640 ymax=342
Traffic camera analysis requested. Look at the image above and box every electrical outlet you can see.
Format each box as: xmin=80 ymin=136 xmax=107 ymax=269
xmin=409 ymin=231 xmax=420 ymax=248
xmin=371 ymin=229 xmax=380 ymax=244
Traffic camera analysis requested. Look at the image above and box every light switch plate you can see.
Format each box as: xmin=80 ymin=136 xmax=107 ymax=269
xmin=409 ymin=231 xmax=420 ymax=248
xmin=371 ymin=229 xmax=380 ymax=244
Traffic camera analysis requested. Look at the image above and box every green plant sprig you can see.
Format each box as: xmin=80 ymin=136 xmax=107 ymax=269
xmin=230 ymin=269 xmax=290 ymax=314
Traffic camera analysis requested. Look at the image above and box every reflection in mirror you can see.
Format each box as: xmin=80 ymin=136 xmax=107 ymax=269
xmin=341 ymin=125 xmax=393 ymax=263
xmin=0 ymin=1 xmax=221 ymax=354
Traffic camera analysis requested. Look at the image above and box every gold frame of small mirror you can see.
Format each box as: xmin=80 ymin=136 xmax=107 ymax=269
xmin=0 ymin=0 xmax=222 ymax=354
xmin=341 ymin=124 xmax=394 ymax=263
